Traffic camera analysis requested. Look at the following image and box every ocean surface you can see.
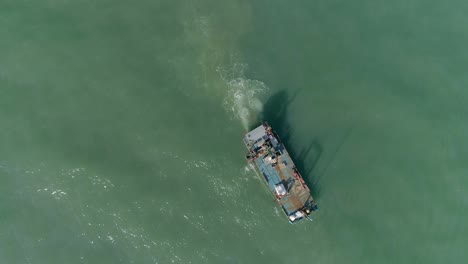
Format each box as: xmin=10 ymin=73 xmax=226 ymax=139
xmin=1 ymin=0 xmax=467 ymax=263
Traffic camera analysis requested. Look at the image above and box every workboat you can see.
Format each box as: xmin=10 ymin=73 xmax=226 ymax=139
xmin=243 ymin=122 xmax=318 ymax=223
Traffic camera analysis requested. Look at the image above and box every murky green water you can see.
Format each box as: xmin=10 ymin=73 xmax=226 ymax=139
xmin=1 ymin=0 xmax=467 ymax=263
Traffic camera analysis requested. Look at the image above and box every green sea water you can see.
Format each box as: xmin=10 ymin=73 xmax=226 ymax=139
xmin=1 ymin=0 xmax=467 ymax=263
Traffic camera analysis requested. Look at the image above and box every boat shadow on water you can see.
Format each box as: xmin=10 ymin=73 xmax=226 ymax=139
xmin=260 ymin=90 xmax=323 ymax=199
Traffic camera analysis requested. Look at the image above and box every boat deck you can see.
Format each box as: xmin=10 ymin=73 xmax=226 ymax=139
xmin=252 ymin=141 xmax=313 ymax=215
xmin=243 ymin=123 xmax=317 ymax=223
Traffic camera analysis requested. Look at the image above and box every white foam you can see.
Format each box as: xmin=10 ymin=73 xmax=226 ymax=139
xmin=218 ymin=62 xmax=268 ymax=130
xmin=51 ymin=189 xmax=67 ymax=200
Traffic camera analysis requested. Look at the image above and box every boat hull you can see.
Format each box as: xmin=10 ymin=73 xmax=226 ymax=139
xmin=244 ymin=122 xmax=318 ymax=223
